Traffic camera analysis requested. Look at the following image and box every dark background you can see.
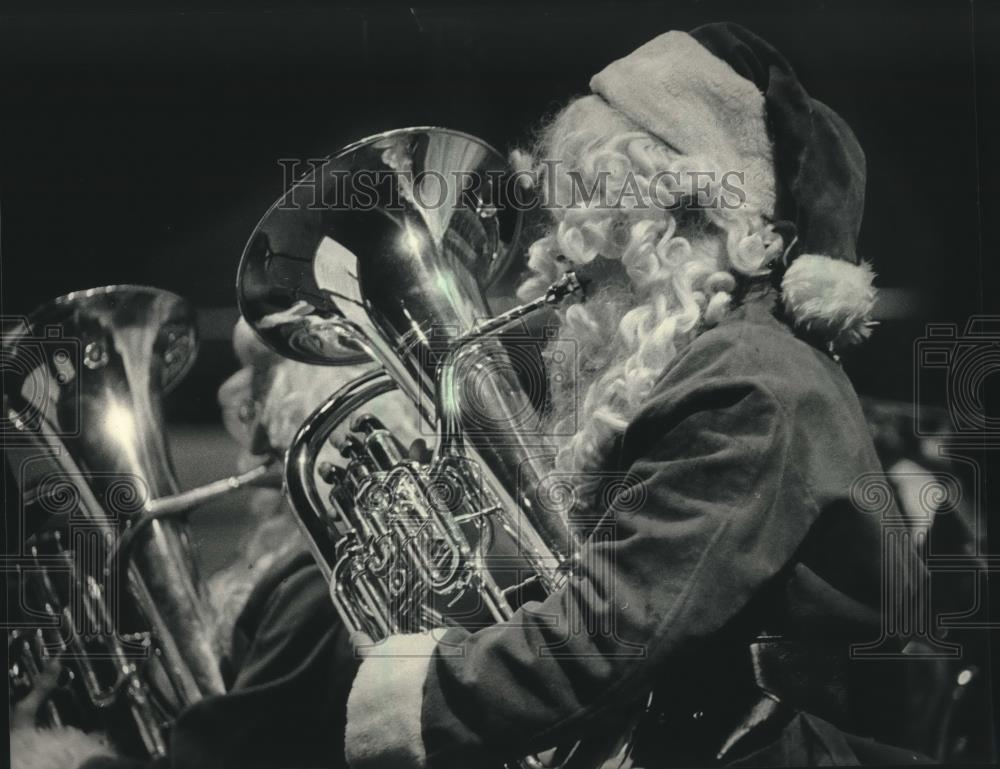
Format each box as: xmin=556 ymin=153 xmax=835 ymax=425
xmin=1 ymin=0 xmax=997 ymax=420
xmin=1 ymin=1 xmax=998 ymax=758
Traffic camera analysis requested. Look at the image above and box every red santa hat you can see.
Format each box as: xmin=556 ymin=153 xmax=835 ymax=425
xmin=590 ymin=22 xmax=876 ymax=349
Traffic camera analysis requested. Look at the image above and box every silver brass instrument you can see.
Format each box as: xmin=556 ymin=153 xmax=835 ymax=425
xmin=4 ymin=285 xmax=276 ymax=757
xmin=238 ymin=127 xmax=634 ymax=768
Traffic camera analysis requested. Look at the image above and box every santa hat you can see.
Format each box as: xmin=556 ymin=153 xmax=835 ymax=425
xmin=589 ymin=22 xmax=876 ymax=349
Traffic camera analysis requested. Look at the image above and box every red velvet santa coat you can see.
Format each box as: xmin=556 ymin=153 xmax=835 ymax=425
xmin=345 ymin=286 xmax=929 ymax=768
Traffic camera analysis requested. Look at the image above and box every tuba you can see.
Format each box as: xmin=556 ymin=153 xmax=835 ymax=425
xmin=4 ymin=285 xmax=276 ymax=757
xmin=237 ymin=127 xmax=635 ymax=768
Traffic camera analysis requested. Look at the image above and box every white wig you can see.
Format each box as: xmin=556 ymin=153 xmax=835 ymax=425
xmin=518 ymin=96 xmax=786 ymax=486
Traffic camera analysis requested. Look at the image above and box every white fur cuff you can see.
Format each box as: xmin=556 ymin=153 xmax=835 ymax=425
xmin=781 ymin=254 xmax=877 ymax=349
xmin=10 ymin=727 xmax=113 ymax=769
xmin=345 ymin=632 xmax=442 ymax=769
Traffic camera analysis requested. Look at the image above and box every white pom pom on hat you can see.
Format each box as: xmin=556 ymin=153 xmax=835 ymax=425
xmin=781 ymin=254 xmax=876 ymax=349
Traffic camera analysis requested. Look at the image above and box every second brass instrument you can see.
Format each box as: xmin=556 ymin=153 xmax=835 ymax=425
xmin=5 ymin=286 xmax=277 ymax=757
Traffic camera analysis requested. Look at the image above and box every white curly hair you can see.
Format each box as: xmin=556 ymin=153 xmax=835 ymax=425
xmin=517 ymin=96 xmax=787 ymax=484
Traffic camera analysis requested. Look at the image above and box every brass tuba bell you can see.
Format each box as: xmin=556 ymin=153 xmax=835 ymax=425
xmin=5 ymin=285 xmax=275 ymax=757
xmin=237 ymin=127 xmax=637 ymax=768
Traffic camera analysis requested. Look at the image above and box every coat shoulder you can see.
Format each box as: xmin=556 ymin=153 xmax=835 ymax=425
xmin=662 ymin=311 xmax=856 ymax=417
xmin=644 ymin=310 xmax=880 ymax=484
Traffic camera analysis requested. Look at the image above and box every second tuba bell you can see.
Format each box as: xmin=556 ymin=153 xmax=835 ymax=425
xmin=5 ymin=285 xmax=276 ymax=757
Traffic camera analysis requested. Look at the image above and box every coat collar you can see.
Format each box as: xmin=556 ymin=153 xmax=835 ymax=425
xmin=724 ymin=279 xmax=842 ymax=361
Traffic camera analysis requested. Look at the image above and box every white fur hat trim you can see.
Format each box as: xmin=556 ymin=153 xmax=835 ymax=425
xmin=781 ymin=254 xmax=876 ymax=349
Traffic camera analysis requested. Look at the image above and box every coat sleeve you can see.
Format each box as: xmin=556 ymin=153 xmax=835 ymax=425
xmin=344 ymin=344 xmax=826 ymax=769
